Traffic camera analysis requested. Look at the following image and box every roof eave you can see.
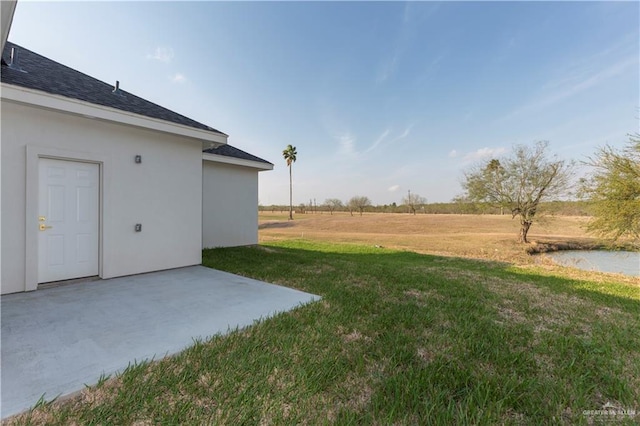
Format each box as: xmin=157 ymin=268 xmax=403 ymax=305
xmin=1 ymin=83 xmax=228 ymax=146
xmin=202 ymin=152 xmax=274 ymax=171
xmin=1 ymin=1 xmax=17 ymax=53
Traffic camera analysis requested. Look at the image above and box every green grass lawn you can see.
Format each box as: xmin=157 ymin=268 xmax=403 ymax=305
xmin=10 ymin=241 xmax=640 ymax=425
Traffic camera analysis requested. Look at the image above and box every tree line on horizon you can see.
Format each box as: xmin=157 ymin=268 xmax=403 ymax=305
xmin=281 ymin=135 xmax=639 ymax=244
xmin=259 ymin=200 xmax=593 ymax=217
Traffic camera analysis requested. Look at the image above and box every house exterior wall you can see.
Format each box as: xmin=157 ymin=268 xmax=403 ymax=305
xmin=1 ymin=1 xmax=17 ymax=52
xmin=202 ymin=161 xmax=258 ymax=248
xmin=1 ymin=100 xmax=203 ymax=294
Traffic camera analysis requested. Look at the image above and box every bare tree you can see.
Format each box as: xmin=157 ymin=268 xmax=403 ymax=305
xmin=402 ymin=190 xmax=427 ymax=215
xmin=348 ymin=196 xmax=372 ymax=216
xmin=324 ymin=198 xmax=343 ymax=215
xmin=462 ymin=141 xmax=572 ymax=243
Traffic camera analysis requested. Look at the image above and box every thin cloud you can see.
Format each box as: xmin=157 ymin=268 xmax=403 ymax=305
xmin=388 ymin=185 xmax=401 ymax=192
xmin=462 ymin=147 xmax=507 ymax=162
xmin=388 ymin=125 xmax=413 ymax=144
xmin=364 ymin=128 xmax=391 ymax=153
xmin=376 ymin=56 xmax=398 ymax=84
xmin=171 ymin=73 xmax=186 ymax=83
xmin=378 ymin=2 xmax=440 ymax=84
xmin=337 ymin=133 xmax=356 ymax=156
xmin=449 ymin=150 xmax=458 ymax=158
xmin=397 ymin=125 xmax=412 ymax=139
xmin=404 ymin=2 xmax=441 ymax=24
xmin=364 ymin=125 xmax=412 ymax=154
xmin=536 ymin=56 xmax=636 ymax=108
xmin=420 ymin=53 xmax=445 ymax=83
xmin=402 ymin=2 xmax=413 ymax=23
xmin=542 ymin=31 xmax=637 ymax=93
xmin=376 ymin=4 xmax=418 ymax=84
xmin=147 ymin=46 xmax=174 ymax=63
xmin=499 ymin=54 xmax=637 ymax=122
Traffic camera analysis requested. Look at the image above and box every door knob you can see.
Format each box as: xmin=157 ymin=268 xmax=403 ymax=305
xmin=39 ymin=224 xmax=53 ymax=231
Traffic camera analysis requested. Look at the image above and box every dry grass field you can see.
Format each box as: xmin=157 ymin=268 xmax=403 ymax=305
xmin=259 ymin=212 xmax=594 ymax=263
xmin=259 ymin=212 xmax=639 ymax=285
xmin=9 ymin=214 xmax=638 ymax=424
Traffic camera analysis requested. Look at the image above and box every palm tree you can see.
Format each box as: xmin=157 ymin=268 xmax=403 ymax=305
xmin=282 ymin=145 xmax=297 ymax=220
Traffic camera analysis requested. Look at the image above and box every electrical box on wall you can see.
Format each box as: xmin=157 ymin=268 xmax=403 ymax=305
xmin=135 ymin=223 xmax=142 ymax=232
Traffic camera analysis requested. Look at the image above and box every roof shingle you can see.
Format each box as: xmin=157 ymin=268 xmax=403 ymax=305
xmin=204 ymin=144 xmax=272 ymax=165
xmin=1 ymin=42 xmax=226 ymax=136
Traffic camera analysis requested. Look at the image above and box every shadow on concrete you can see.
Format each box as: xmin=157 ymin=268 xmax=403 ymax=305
xmin=1 ymin=266 xmax=319 ymax=418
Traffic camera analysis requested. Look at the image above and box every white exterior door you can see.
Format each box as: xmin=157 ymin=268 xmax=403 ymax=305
xmin=38 ymin=158 xmax=99 ymax=283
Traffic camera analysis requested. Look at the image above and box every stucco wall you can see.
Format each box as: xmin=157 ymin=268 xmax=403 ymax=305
xmin=1 ymin=1 xmax=17 ymax=52
xmin=202 ymin=161 xmax=258 ymax=248
xmin=1 ymin=100 xmax=203 ymax=294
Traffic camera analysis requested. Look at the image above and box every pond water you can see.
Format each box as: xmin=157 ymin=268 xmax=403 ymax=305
xmin=544 ymin=250 xmax=639 ymax=277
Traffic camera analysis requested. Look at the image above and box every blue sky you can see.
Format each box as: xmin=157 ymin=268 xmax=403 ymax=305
xmin=8 ymin=1 xmax=639 ymax=205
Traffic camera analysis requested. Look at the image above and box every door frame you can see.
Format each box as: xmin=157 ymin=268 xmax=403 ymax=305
xmin=25 ymin=146 xmax=108 ymax=291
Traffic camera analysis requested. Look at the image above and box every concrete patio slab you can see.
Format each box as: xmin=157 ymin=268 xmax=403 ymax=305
xmin=1 ymin=266 xmax=319 ymax=418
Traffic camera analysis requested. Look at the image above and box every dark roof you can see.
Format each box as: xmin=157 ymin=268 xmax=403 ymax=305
xmin=1 ymin=42 xmax=226 ymax=136
xmin=204 ymin=144 xmax=272 ymax=165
